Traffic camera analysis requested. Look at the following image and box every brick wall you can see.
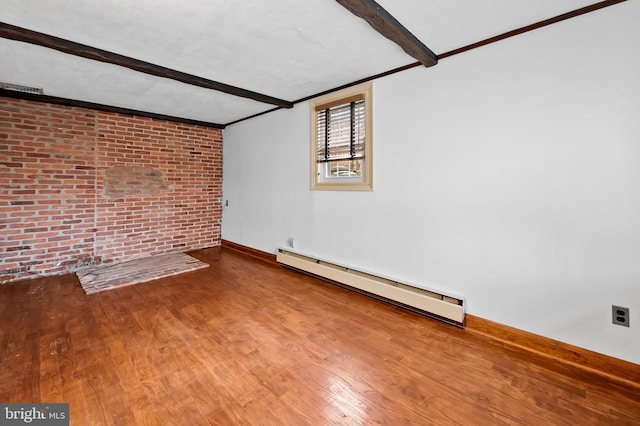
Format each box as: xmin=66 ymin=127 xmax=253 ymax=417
xmin=1 ymin=97 xmax=222 ymax=283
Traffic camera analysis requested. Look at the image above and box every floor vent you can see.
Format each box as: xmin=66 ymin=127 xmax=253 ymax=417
xmin=277 ymin=248 xmax=465 ymax=327
xmin=0 ymin=82 xmax=44 ymax=95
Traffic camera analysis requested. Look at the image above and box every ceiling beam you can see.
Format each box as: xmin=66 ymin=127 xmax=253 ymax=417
xmin=335 ymin=0 xmax=437 ymax=67
xmin=0 ymin=22 xmax=294 ymax=109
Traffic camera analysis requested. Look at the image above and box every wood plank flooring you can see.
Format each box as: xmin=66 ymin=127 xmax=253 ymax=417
xmin=1 ymin=247 xmax=639 ymax=425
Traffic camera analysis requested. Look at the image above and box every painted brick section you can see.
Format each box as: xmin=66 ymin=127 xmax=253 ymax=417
xmin=0 ymin=97 xmax=222 ymax=283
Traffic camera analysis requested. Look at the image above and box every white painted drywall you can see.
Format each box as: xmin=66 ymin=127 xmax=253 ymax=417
xmin=223 ymin=3 xmax=640 ymax=364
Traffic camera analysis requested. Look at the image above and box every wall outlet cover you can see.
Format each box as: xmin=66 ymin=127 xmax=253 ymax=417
xmin=612 ymin=305 xmax=630 ymax=327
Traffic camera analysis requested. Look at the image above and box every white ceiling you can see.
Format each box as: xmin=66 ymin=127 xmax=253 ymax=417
xmin=1 ymin=0 xmax=600 ymax=126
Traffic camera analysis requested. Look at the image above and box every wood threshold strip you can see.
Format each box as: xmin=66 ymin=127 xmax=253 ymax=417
xmin=0 ymin=22 xmax=293 ymax=109
xmin=224 ymin=240 xmax=640 ymax=389
xmin=465 ymin=314 xmax=640 ymax=391
xmin=335 ymin=0 xmax=437 ymax=67
xmin=0 ymin=89 xmax=225 ymax=129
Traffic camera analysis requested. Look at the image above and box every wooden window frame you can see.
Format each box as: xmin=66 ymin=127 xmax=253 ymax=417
xmin=310 ymin=82 xmax=373 ymax=191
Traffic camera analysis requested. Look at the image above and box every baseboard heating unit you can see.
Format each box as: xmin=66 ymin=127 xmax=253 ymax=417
xmin=277 ymin=248 xmax=466 ymax=328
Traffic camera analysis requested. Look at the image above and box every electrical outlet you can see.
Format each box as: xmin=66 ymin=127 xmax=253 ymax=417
xmin=612 ymin=305 xmax=630 ymax=327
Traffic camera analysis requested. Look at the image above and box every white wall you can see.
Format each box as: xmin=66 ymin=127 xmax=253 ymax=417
xmin=223 ymin=3 xmax=640 ymax=364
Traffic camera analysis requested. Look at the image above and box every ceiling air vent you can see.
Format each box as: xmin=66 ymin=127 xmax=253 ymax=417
xmin=0 ymin=82 xmax=43 ymax=95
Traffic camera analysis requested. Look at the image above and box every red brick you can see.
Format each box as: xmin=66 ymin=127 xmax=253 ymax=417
xmin=1 ymin=96 xmax=222 ymax=283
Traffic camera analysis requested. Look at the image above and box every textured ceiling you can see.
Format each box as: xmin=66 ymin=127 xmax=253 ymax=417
xmin=0 ymin=0 xmax=602 ymax=126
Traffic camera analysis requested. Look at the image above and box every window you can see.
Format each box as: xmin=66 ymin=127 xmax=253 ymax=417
xmin=311 ymin=83 xmax=372 ymax=190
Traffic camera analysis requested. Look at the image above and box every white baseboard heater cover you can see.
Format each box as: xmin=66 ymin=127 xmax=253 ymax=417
xmin=277 ymin=248 xmax=465 ymax=327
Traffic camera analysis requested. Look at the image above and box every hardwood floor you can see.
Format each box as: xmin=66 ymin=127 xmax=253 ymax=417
xmin=1 ymin=247 xmax=639 ymax=425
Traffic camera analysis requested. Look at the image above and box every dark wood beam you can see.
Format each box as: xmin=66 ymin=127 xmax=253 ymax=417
xmin=0 ymin=89 xmax=225 ymax=129
xmin=0 ymin=22 xmax=293 ymax=109
xmin=335 ymin=0 xmax=437 ymax=67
